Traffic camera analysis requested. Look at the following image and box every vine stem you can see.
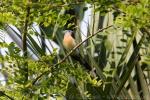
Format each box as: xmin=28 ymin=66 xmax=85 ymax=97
xmin=32 ymin=25 xmax=113 ymax=85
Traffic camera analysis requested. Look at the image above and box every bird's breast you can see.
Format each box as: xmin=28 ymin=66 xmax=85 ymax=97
xmin=63 ymin=36 xmax=76 ymax=50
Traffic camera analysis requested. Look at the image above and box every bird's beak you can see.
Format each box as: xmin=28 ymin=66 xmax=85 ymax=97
xmin=62 ymin=31 xmax=65 ymax=34
xmin=62 ymin=30 xmax=68 ymax=35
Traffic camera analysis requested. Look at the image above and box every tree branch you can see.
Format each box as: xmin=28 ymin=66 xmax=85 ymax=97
xmin=32 ymin=25 xmax=113 ymax=85
xmin=23 ymin=1 xmax=30 ymax=57
xmin=22 ymin=0 xmax=30 ymax=81
xmin=0 ymin=91 xmax=14 ymax=100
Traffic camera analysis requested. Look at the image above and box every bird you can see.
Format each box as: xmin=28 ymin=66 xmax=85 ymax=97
xmin=63 ymin=30 xmax=92 ymax=71
xmin=63 ymin=30 xmax=76 ymax=50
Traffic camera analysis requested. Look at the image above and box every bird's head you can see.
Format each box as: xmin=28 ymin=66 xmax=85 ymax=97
xmin=63 ymin=30 xmax=75 ymax=38
xmin=63 ymin=30 xmax=76 ymax=50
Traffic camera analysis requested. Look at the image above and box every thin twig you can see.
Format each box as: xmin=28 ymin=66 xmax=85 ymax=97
xmin=0 ymin=91 xmax=14 ymax=100
xmin=1 ymin=1 xmax=87 ymax=7
xmin=54 ymin=25 xmax=113 ymax=66
xmin=32 ymin=25 xmax=113 ymax=85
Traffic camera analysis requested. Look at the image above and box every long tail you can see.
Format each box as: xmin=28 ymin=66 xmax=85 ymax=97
xmin=71 ymin=53 xmax=92 ymax=71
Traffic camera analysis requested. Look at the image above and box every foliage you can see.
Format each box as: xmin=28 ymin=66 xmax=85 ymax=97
xmin=0 ymin=0 xmax=150 ymax=100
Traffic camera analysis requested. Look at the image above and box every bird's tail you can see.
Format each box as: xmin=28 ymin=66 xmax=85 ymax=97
xmin=71 ymin=53 xmax=92 ymax=71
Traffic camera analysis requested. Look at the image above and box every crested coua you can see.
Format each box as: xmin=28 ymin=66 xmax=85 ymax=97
xmin=63 ymin=30 xmax=91 ymax=71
